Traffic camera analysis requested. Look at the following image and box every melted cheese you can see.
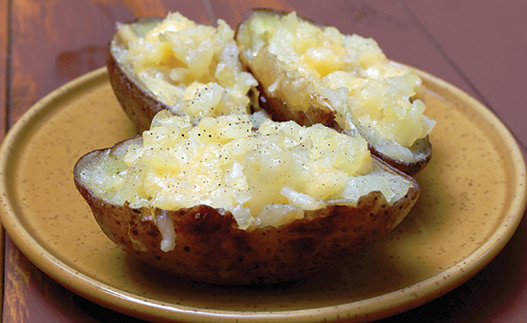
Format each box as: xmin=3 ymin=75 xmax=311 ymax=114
xmin=80 ymin=111 xmax=413 ymax=230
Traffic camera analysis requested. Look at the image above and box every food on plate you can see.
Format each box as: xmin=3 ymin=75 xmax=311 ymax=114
xmin=236 ymin=9 xmax=435 ymax=174
xmin=107 ymin=12 xmax=258 ymax=132
xmin=74 ymin=111 xmax=419 ymax=285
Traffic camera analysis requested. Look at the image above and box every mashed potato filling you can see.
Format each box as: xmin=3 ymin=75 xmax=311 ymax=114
xmin=112 ymin=12 xmax=257 ymax=119
xmin=80 ymin=111 xmax=413 ymax=231
xmin=237 ymin=11 xmax=435 ymax=160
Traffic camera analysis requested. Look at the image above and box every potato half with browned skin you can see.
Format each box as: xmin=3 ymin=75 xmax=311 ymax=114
xmin=236 ymin=9 xmax=435 ymax=175
xmin=74 ymin=112 xmax=419 ymax=285
xmin=107 ymin=13 xmax=258 ymax=132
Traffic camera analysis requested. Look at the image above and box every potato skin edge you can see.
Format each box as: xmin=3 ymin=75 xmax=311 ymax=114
xmin=74 ymin=141 xmax=419 ymax=286
xmin=106 ymin=18 xmax=171 ymax=133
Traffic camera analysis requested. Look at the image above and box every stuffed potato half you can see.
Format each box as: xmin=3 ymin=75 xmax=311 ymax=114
xmin=107 ymin=12 xmax=258 ymax=132
xmin=236 ymin=9 xmax=435 ymax=175
xmin=74 ymin=112 xmax=419 ymax=285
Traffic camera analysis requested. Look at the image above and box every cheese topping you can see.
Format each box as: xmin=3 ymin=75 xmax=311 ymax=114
xmin=80 ymin=111 xmax=413 ymax=230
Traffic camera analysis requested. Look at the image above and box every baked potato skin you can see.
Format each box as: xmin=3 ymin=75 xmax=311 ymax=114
xmin=74 ymin=142 xmax=419 ymax=285
xmin=369 ymin=140 xmax=432 ymax=175
xmin=106 ymin=18 xmax=169 ymax=133
xmin=256 ymin=75 xmax=343 ymax=132
xmin=236 ymin=9 xmax=432 ymax=175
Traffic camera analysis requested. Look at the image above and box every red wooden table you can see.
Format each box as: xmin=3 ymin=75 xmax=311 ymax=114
xmin=1 ymin=1 xmax=526 ymax=321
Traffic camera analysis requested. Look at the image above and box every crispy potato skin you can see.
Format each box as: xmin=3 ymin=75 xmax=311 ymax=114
xmin=107 ymin=36 xmax=169 ymax=133
xmin=74 ymin=140 xmax=419 ymax=285
xmin=369 ymin=140 xmax=432 ymax=175
xmin=236 ymin=9 xmax=432 ymax=175
xmin=257 ymin=82 xmax=342 ymax=131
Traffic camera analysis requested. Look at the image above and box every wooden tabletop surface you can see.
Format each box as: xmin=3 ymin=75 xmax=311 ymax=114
xmin=1 ymin=0 xmax=526 ymax=322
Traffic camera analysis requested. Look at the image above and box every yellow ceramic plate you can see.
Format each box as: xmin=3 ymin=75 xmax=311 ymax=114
xmin=0 ymin=67 xmax=525 ymax=322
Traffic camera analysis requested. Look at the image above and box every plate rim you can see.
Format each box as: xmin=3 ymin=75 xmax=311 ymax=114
xmin=0 ymin=66 xmax=526 ymax=322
